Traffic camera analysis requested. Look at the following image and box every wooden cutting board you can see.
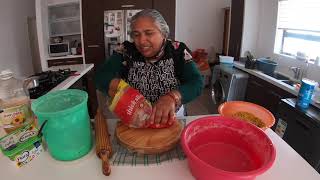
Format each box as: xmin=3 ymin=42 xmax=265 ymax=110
xmin=115 ymin=121 xmax=183 ymax=154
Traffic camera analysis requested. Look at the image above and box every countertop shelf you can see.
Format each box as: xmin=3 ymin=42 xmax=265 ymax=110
xmin=50 ymin=16 xmax=80 ymax=23
xmin=49 ymin=32 xmax=81 ymax=38
xmin=281 ymin=98 xmax=320 ymax=124
xmin=47 ymin=54 xmax=83 ymax=60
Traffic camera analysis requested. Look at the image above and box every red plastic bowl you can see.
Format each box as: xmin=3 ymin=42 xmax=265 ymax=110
xmin=181 ymin=116 xmax=276 ymax=180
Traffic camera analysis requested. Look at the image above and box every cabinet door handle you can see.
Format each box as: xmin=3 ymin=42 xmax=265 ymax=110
xmin=121 ymin=4 xmax=135 ymax=8
xmin=88 ymin=45 xmax=100 ymax=48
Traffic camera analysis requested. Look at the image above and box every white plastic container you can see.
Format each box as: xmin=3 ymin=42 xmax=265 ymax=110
xmin=219 ymin=56 xmax=234 ymax=64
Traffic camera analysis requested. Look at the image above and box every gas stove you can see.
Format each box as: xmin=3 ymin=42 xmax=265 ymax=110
xmin=28 ymin=68 xmax=76 ymax=99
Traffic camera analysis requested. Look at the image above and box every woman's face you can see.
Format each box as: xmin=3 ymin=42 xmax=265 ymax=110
xmin=131 ymin=17 xmax=165 ymax=58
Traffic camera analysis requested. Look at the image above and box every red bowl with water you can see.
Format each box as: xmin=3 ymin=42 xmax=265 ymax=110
xmin=181 ymin=116 xmax=276 ymax=180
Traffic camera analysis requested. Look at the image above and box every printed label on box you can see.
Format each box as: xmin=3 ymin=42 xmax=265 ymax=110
xmin=14 ymin=142 xmax=43 ymax=167
xmin=275 ymin=118 xmax=287 ymax=138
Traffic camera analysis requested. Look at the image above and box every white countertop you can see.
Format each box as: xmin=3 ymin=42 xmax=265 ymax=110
xmin=233 ymin=62 xmax=320 ymax=109
xmin=233 ymin=61 xmax=299 ymax=95
xmin=1 ymin=115 xmax=319 ymax=180
xmin=47 ymin=64 xmax=94 ymax=92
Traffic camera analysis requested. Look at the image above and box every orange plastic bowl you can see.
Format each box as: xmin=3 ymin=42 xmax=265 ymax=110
xmin=218 ymin=101 xmax=275 ymax=130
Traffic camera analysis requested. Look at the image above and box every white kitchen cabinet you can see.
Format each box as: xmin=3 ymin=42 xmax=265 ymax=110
xmin=35 ymin=0 xmax=85 ymax=71
xmin=48 ymin=2 xmax=81 ymax=37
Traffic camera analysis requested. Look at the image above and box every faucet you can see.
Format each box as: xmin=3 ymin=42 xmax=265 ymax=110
xmin=290 ymin=66 xmax=301 ymax=80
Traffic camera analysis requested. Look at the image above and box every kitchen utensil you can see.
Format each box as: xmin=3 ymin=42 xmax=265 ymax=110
xmin=218 ymin=101 xmax=275 ymax=130
xmin=31 ymin=89 xmax=92 ymax=161
xmin=115 ymin=120 xmax=183 ymax=154
xmin=181 ymin=116 xmax=276 ymax=180
xmin=23 ymin=76 xmax=40 ymax=91
xmin=256 ymin=58 xmax=278 ymax=75
xmin=245 ymin=53 xmax=256 ymax=69
xmin=94 ymin=109 xmax=112 ymax=176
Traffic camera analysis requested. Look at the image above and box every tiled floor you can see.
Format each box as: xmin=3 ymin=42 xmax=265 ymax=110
xmin=185 ymin=87 xmax=218 ymax=116
xmin=97 ymin=87 xmax=217 ymax=118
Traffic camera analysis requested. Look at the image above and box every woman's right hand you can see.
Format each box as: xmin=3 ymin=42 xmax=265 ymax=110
xmin=147 ymin=93 xmax=178 ymax=128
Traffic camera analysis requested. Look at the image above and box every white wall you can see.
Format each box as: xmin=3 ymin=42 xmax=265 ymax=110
xmin=36 ymin=0 xmax=49 ymax=71
xmin=176 ymin=0 xmax=231 ymax=56
xmin=255 ymin=0 xmax=278 ymax=58
xmin=0 ymin=0 xmax=35 ymax=77
xmin=241 ymin=0 xmax=261 ymax=57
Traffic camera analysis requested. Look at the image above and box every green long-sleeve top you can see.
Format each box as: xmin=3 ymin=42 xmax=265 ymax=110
xmin=95 ymin=40 xmax=204 ymax=104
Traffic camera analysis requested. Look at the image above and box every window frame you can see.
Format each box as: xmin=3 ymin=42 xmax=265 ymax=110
xmin=275 ymin=0 xmax=320 ymax=63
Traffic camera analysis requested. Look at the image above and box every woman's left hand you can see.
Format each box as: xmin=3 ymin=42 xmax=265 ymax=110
xmin=147 ymin=94 xmax=176 ymax=127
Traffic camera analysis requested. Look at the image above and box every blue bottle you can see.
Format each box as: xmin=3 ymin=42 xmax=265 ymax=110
xmin=296 ymin=78 xmax=318 ymax=109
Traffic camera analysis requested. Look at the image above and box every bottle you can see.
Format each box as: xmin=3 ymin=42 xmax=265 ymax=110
xmin=0 ymin=70 xmax=33 ymax=136
xmin=296 ymin=78 xmax=317 ymax=109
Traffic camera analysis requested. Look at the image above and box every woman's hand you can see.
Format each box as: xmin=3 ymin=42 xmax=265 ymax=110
xmin=108 ymin=78 xmax=120 ymax=97
xmin=147 ymin=91 xmax=181 ymax=127
xmin=148 ymin=95 xmax=175 ymax=127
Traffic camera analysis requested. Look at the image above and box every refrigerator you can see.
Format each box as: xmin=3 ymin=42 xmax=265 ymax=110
xmin=104 ymin=9 xmax=142 ymax=57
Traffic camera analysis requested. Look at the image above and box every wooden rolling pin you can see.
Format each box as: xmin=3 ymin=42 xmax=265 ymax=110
xmin=94 ymin=109 xmax=112 ymax=176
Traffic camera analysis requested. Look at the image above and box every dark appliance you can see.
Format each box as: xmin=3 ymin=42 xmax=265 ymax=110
xmin=28 ymin=69 xmax=75 ymax=99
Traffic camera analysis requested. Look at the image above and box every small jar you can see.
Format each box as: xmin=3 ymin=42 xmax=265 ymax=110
xmin=296 ymin=78 xmax=318 ymax=109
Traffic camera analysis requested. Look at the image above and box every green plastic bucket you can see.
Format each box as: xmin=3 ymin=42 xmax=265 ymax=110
xmin=31 ymin=89 xmax=92 ymax=161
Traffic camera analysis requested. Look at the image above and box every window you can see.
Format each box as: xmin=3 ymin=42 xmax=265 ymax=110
xmin=274 ymin=0 xmax=320 ymax=62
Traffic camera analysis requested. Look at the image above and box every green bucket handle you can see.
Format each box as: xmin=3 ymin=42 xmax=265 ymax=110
xmin=38 ymin=120 xmax=48 ymax=137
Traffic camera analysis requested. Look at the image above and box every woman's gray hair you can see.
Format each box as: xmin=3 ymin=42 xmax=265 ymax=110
xmin=130 ymin=9 xmax=170 ymax=38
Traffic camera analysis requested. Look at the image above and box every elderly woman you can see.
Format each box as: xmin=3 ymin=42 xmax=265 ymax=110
xmin=95 ymin=9 xmax=203 ymax=126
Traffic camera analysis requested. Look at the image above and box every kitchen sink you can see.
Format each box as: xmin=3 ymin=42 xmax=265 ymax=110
xmin=269 ymin=72 xmax=290 ymax=80
xmin=281 ymin=80 xmax=299 ymax=86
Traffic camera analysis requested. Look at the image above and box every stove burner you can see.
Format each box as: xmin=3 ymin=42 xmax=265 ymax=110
xmin=28 ymin=68 xmax=76 ymax=99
